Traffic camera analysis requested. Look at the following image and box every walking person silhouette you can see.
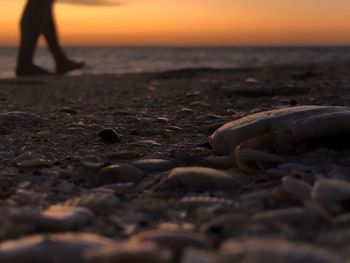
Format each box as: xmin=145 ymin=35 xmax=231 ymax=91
xmin=16 ymin=0 xmax=84 ymax=76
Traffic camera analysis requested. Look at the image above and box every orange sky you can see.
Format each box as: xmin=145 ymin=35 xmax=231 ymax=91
xmin=1 ymin=0 xmax=350 ymax=46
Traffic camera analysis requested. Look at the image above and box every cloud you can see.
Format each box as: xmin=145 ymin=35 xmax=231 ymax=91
xmin=59 ymin=0 xmax=124 ymax=6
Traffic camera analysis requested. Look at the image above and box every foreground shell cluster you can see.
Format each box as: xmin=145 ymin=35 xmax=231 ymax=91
xmin=2 ymin=66 xmax=350 ymax=263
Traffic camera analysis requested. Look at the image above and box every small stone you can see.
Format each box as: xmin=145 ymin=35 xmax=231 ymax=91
xmin=38 ymin=205 xmax=94 ymax=231
xmin=312 ymin=179 xmax=350 ymax=204
xmin=109 ymin=151 xmax=141 ymax=160
xmin=282 ymin=176 xmax=312 ymax=202
xmin=0 ymin=233 xmax=116 ymax=263
xmin=98 ymin=128 xmax=120 ymax=143
xmin=130 ymin=230 xmax=211 ymax=256
xmin=132 ymin=159 xmax=174 ymax=172
xmin=85 ymin=241 xmax=171 ymax=263
xmin=168 ymin=167 xmax=241 ymax=190
xmin=99 ymin=164 xmax=144 ymax=183
xmin=220 ymin=238 xmax=342 ymax=263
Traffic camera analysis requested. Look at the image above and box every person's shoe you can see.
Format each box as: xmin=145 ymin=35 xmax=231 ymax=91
xmin=16 ymin=64 xmax=52 ymax=77
xmin=56 ymin=60 xmax=85 ymax=74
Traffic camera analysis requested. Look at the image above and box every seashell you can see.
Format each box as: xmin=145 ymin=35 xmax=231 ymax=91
xmin=129 ymin=230 xmax=211 ymax=257
xmin=220 ymin=238 xmax=342 ymax=263
xmin=253 ymin=207 xmax=309 ymax=223
xmin=64 ymin=192 xmax=119 ymax=213
xmin=0 ymin=233 xmax=116 ymax=263
xmin=312 ymin=179 xmax=350 ymax=204
xmin=210 ymin=106 xmax=350 ymax=170
xmin=181 ymin=247 xmax=220 ymax=263
xmin=167 ymin=167 xmax=241 ymax=190
xmin=85 ymin=241 xmax=171 ymax=263
xmin=38 ymin=205 xmax=94 ymax=231
xmin=132 ymin=159 xmax=174 ymax=172
xmin=210 ymin=106 xmax=349 ymax=155
xmin=99 ymin=164 xmax=144 ymax=183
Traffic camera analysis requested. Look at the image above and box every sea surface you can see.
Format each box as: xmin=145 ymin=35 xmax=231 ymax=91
xmin=1 ymin=46 xmax=350 ymax=78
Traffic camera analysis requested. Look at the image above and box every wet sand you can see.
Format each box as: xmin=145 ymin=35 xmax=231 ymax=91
xmin=0 ymin=61 xmax=350 ymax=262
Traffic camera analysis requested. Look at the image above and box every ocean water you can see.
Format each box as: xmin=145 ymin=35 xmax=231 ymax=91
xmin=1 ymin=46 xmax=350 ymax=78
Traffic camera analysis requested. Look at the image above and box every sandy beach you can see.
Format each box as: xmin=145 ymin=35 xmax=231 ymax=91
xmin=0 ymin=61 xmax=350 ymax=262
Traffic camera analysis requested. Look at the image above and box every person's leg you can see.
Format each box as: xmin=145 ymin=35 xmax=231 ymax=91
xmin=43 ymin=0 xmax=85 ymax=74
xmin=16 ymin=0 xmax=51 ymax=76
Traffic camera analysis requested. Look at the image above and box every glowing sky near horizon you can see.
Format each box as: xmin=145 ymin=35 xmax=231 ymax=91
xmin=0 ymin=0 xmax=350 ymax=45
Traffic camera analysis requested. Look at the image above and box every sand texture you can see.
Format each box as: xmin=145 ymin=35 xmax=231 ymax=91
xmin=0 ymin=61 xmax=350 ymax=262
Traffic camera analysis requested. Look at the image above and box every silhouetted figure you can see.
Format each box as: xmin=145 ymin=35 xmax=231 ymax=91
xmin=16 ymin=0 xmax=84 ymax=76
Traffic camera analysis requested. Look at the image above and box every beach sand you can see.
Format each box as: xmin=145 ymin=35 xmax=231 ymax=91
xmin=0 ymin=61 xmax=350 ymax=262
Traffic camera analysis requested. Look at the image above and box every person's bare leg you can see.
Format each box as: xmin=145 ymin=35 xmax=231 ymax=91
xmin=16 ymin=0 xmax=51 ymax=76
xmin=43 ymin=0 xmax=85 ymax=74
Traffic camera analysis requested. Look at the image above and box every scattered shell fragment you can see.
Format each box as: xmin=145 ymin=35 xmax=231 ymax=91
xmin=167 ymin=167 xmax=241 ymax=190
xmin=38 ymin=205 xmax=94 ymax=231
xmin=312 ymin=179 xmax=350 ymax=204
xmin=99 ymin=164 xmax=144 ymax=183
xmin=98 ymin=128 xmax=120 ymax=143
xmin=253 ymin=207 xmax=309 ymax=223
xmin=130 ymin=230 xmax=211 ymax=256
xmin=0 ymin=233 xmax=116 ymax=263
xmin=85 ymin=241 xmax=171 ymax=263
xmin=282 ymin=176 xmax=312 ymax=202
xmin=220 ymin=238 xmax=342 ymax=263
xmin=64 ymin=192 xmax=119 ymax=213
xmin=204 ymin=155 xmax=236 ymax=168
xmin=132 ymin=159 xmax=174 ymax=172
xmin=15 ymin=152 xmax=51 ymax=168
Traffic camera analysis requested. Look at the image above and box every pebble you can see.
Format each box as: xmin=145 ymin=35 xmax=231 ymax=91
xmin=132 ymin=159 xmax=174 ymax=172
xmin=0 ymin=233 xmax=116 ymax=263
xmin=167 ymin=167 xmax=241 ymax=190
xmin=85 ymin=241 xmax=171 ymax=263
xmin=98 ymin=164 xmax=144 ymax=183
xmin=220 ymin=238 xmax=342 ymax=263
xmin=98 ymin=128 xmax=120 ymax=143
xmin=312 ymin=179 xmax=350 ymax=204
xmin=64 ymin=192 xmax=119 ymax=213
xmin=130 ymin=230 xmax=211 ymax=256
xmin=282 ymin=176 xmax=312 ymax=202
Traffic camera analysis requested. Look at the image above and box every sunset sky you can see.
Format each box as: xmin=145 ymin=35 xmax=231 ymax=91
xmin=0 ymin=0 xmax=350 ymax=46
